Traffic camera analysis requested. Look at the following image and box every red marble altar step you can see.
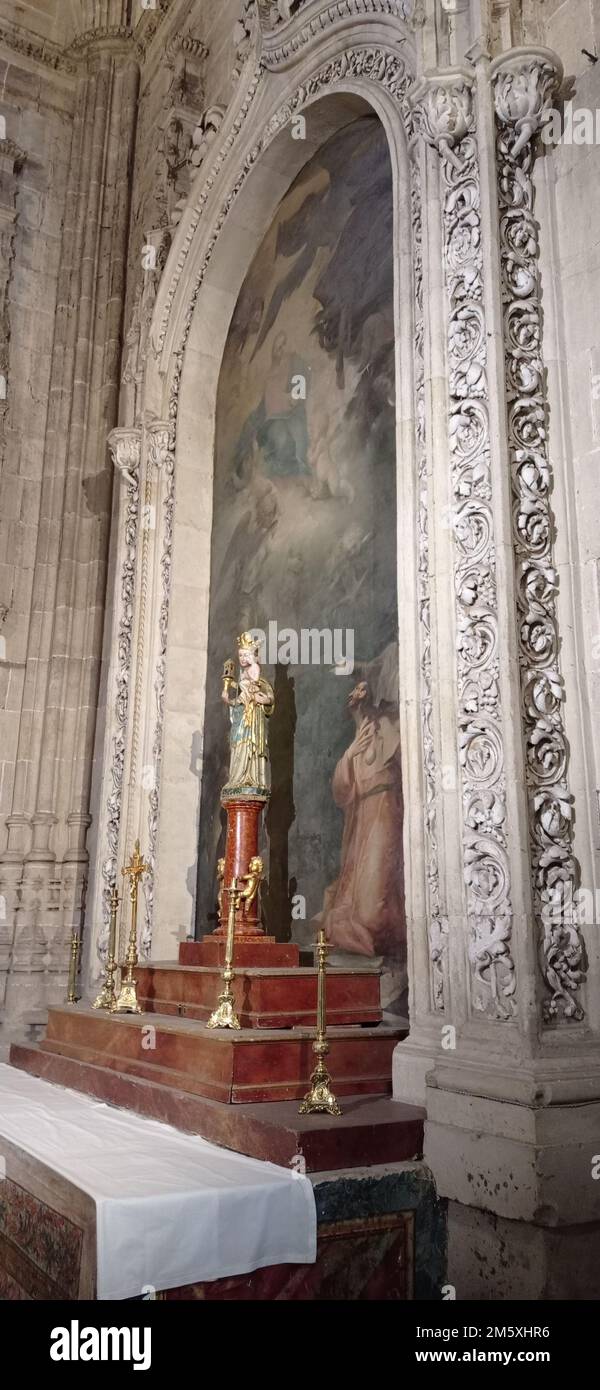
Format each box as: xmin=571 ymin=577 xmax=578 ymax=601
xmin=135 ymin=961 xmax=382 ymax=1029
xmin=180 ymin=937 xmax=299 ymax=967
xmin=28 ymin=1006 xmax=402 ymax=1105
xmin=10 ymin=1043 xmax=422 ymax=1172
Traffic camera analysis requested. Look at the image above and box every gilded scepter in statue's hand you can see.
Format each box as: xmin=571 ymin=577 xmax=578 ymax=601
xmin=222 ymin=658 xmax=236 ymax=702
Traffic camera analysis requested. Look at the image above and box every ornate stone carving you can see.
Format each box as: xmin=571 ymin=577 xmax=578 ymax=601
xmin=411 ymin=71 xmax=516 ymax=1020
xmin=159 ymin=39 xmax=210 ymax=228
xmin=494 ymin=52 xmax=558 ymax=157
xmin=169 ymin=107 xmax=227 ymax=229
xmin=232 ymin=1 xmax=257 ymax=84
xmin=492 ymin=49 xmax=585 ymax=1023
xmin=144 ymin=420 xmax=176 ymax=957
xmin=0 ymin=138 xmax=25 ymax=458
xmin=153 ymin=62 xmax=264 ymax=354
xmin=260 ymin=0 xmax=417 ymax=69
xmin=0 ymin=21 xmax=76 ymax=73
xmin=409 ymin=131 xmax=446 ymax=1009
xmin=264 ymin=46 xmax=410 ymax=144
xmin=68 ymin=26 xmax=133 ymax=54
xmin=190 ymin=107 xmax=227 ymax=173
xmin=411 ymin=75 xmax=472 ymax=170
xmin=135 ymin=0 xmax=171 ymax=64
xmin=100 ymin=429 xmax=141 ymax=956
xmin=122 ymin=230 xmax=170 ymax=428
xmin=257 ymin=1 xmax=306 ymax=31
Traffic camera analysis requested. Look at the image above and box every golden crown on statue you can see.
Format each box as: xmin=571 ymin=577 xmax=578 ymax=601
xmin=237 ymin=630 xmax=260 ymax=652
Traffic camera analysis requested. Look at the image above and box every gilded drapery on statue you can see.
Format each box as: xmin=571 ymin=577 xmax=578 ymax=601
xmin=222 ymin=632 xmax=275 ymax=799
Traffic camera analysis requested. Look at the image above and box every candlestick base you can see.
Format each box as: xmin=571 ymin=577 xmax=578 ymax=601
xmin=299 ymin=1055 xmax=342 ymax=1116
xmin=113 ymin=977 xmax=141 ymax=1015
xmin=207 ymin=990 xmax=241 ymax=1030
xmin=92 ymin=981 xmax=117 ymax=1012
xmin=92 ymin=960 xmax=117 ymax=1012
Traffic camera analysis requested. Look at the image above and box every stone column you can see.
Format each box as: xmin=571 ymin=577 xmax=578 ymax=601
xmin=0 ymin=137 xmax=25 ymax=1022
xmin=401 ymin=48 xmax=600 ymax=1298
xmin=83 ymin=425 xmax=141 ymax=986
xmin=85 ymin=414 xmax=176 ymax=984
xmin=1 ymin=25 xmax=140 ymax=1033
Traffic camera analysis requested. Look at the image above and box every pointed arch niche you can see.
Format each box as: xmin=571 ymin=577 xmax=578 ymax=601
xmin=92 ymin=36 xmax=447 ymax=1100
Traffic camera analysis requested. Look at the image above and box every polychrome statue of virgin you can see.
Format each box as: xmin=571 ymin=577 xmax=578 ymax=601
xmin=221 ymin=632 xmax=275 ymax=800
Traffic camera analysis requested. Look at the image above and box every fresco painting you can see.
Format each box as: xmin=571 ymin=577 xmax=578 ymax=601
xmin=197 ymin=115 xmax=406 ymax=1014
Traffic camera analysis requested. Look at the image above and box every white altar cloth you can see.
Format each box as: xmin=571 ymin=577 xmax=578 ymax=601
xmin=0 ymin=1064 xmax=316 ymax=1299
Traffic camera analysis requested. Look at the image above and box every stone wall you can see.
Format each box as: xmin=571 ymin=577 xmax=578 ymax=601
xmin=0 ymin=28 xmax=75 ymax=1043
xmin=0 ymin=0 xmax=599 ymax=1300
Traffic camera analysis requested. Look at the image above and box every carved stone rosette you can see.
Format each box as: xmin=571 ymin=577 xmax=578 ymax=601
xmin=100 ymin=429 xmax=141 ymax=957
xmin=410 ymin=71 xmax=516 ymax=1020
xmin=492 ymin=49 xmax=585 ymax=1023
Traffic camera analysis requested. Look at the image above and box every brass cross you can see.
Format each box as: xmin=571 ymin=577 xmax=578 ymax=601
xmin=122 ymin=839 xmax=149 ymax=897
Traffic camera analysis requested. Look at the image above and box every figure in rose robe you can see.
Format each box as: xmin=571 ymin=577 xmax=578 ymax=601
xmin=314 ymin=680 xmax=405 ymax=957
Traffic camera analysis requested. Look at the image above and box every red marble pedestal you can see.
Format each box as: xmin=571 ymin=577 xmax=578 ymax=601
xmin=217 ymin=795 xmax=265 ymax=939
xmin=184 ymin=936 xmax=298 ymax=968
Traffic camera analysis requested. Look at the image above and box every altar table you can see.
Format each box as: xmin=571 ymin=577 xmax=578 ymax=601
xmin=0 ymin=1064 xmax=316 ymax=1300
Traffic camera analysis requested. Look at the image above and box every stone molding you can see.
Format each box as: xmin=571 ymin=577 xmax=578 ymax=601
xmin=410 ymin=134 xmax=447 ymax=1011
xmin=410 ymin=69 xmax=517 ymax=1020
xmin=99 ymin=428 xmax=142 ymax=956
xmin=491 ymin=48 xmax=585 ymax=1024
xmin=0 ymin=21 xmax=77 ymax=75
xmin=144 ymin=420 xmax=176 ymax=957
xmin=259 ymin=0 xmax=417 ymax=69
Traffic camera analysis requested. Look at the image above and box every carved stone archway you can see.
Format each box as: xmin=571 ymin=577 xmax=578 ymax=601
xmin=86 ymin=8 xmax=451 ymax=1091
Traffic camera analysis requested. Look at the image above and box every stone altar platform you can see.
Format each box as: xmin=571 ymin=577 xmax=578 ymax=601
xmin=135 ymin=959 xmax=382 ymax=1028
xmin=10 ymin=937 xmax=422 ymax=1173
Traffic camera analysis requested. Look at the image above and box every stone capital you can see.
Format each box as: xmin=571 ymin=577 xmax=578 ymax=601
xmin=108 ymin=427 xmax=141 ymax=486
xmin=408 ymin=68 xmax=474 ymax=171
xmin=490 ymin=46 xmax=563 ymax=157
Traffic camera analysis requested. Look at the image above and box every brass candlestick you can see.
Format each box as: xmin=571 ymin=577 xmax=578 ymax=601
xmin=216 ymin=855 xmax=225 ymax=927
xmin=299 ymin=927 xmax=341 ymax=1116
xmin=114 ymin=840 xmax=149 ymax=1014
xmin=66 ymin=930 xmax=81 ymax=1005
xmin=92 ymin=886 xmax=120 ymax=1011
xmin=207 ymin=876 xmax=241 ymax=1030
